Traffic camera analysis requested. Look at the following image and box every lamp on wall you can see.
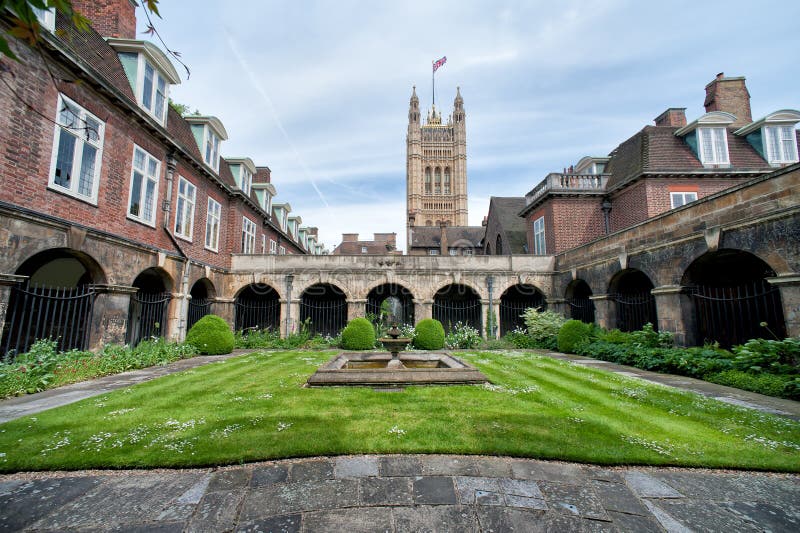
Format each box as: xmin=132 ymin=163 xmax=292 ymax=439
xmin=601 ymin=198 xmax=613 ymax=235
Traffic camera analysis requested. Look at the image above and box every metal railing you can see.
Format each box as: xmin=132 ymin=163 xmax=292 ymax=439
xmin=127 ymin=291 xmax=171 ymax=346
xmin=525 ymin=173 xmax=609 ymax=206
xmin=234 ymin=297 xmax=280 ymax=332
xmin=433 ymin=299 xmax=482 ymax=335
xmin=499 ymin=297 xmax=546 ymax=335
xmin=299 ymin=300 xmax=347 ymax=337
xmin=567 ymin=297 xmax=596 ymax=324
xmin=610 ymin=292 xmax=657 ymax=332
xmin=187 ymin=297 xmax=211 ymax=331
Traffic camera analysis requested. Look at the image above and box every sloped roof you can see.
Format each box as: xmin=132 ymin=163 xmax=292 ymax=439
xmin=166 ymin=107 xmax=203 ymax=160
xmin=487 ymin=197 xmax=528 ymax=253
xmin=411 ymin=226 xmax=484 ymax=248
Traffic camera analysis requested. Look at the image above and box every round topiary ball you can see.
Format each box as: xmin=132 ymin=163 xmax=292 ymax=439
xmin=185 ymin=314 xmax=235 ymax=355
xmin=414 ymin=318 xmax=445 ymax=350
xmin=557 ymin=319 xmax=593 ymax=354
xmin=341 ymin=317 xmax=376 ymax=350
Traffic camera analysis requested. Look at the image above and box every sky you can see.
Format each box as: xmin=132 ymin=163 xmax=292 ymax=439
xmin=144 ymin=0 xmax=799 ymax=253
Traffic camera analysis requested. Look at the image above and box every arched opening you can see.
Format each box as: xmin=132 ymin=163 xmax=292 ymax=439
xmin=424 ymin=167 xmax=431 ymax=194
xmin=495 ymin=235 xmax=504 ymax=255
xmin=485 ymin=243 xmax=493 ymax=255
xmin=565 ymin=280 xmax=595 ymax=324
xmin=444 ymin=167 xmax=451 ymax=194
xmin=187 ymin=278 xmax=215 ymax=330
xmin=683 ymin=249 xmax=786 ymax=347
xmin=433 ymin=284 xmax=481 ymax=335
xmin=609 ymin=269 xmax=657 ymax=332
xmin=300 ymin=283 xmax=347 ymax=337
xmin=366 ymin=284 xmax=415 ymax=326
xmin=434 ymin=167 xmax=442 ymax=194
xmin=235 ymin=283 xmax=280 ymax=332
xmin=127 ymin=267 xmax=172 ymax=345
xmin=1 ymin=248 xmax=103 ymax=359
xmin=499 ymin=284 xmax=546 ymax=335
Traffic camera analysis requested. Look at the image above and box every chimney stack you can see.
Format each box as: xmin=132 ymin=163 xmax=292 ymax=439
xmin=704 ymin=72 xmax=752 ymax=128
xmin=439 ymin=223 xmax=448 ymax=256
xmin=342 ymin=233 xmax=359 ymax=242
xmin=71 ymin=0 xmax=137 ymax=39
xmin=654 ymin=108 xmax=687 ymax=127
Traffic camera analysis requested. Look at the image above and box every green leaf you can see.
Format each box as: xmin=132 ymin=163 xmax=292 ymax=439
xmin=0 ymin=36 xmax=20 ymax=61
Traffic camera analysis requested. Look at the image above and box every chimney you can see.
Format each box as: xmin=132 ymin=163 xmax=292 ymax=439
xmin=342 ymin=233 xmax=359 ymax=242
xmin=654 ymin=108 xmax=687 ymax=127
xmin=71 ymin=0 xmax=137 ymax=39
xmin=704 ymin=72 xmax=752 ymax=128
xmin=306 ymin=227 xmax=318 ymax=237
xmin=439 ymin=223 xmax=448 ymax=256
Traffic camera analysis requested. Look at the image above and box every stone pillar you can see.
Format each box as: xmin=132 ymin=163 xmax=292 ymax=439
xmin=90 ymin=284 xmax=138 ymax=349
xmin=212 ymin=298 xmax=235 ymax=330
xmin=167 ymin=291 xmax=188 ymax=342
xmin=480 ymin=299 xmax=492 ymax=338
xmin=288 ymin=298 xmax=301 ymax=336
xmin=416 ymin=299 xmax=433 ymax=322
xmin=0 ymin=274 xmax=28 ymax=346
xmin=651 ymin=285 xmax=695 ymax=346
xmin=349 ymin=299 xmax=367 ymax=321
xmin=491 ymin=300 xmax=501 ymax=339
xmin=547 ymin=298 xmax=568 ymax=318
xmin=767 ymin=274 xmax=800 ymax=338
xmin=590 ymin=294 xmax=615 ymax=330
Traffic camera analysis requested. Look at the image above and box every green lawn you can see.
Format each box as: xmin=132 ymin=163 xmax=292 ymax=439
xmin=0 ymin=350 xmax=798 ymax=472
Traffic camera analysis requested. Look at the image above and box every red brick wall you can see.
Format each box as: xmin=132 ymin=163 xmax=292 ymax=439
xmin=551 ymin=198 xmax=605 ymax=253
xmin=610 ymin=181 xmax=649 ymax=232
xmin=525 ymin=205 xmax=553 ymax=255
xmin=644 ymin=179 xmax=751 ymax=219
xmin=71 ymin=0 xmax=137 ymax=39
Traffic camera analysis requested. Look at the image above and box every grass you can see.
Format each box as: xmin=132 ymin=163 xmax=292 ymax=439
xmin=0 ymin=350 xmax=798 ymax=472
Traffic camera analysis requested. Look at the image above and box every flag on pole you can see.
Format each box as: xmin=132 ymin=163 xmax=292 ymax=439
xmin=433 ymin=56 xmax=447 ymax=72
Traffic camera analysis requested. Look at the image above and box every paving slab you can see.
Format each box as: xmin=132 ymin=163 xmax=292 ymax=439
xmin=335 ymin=455 xmax=379 ymax=478
xmin=303 ymin=507 xmax=393 ymax=532
xmin=412 ymin=476 xmax=458 ymax=504
xmin=378 ymin=455 xmax=422 ymax=477
xmin=235 ymin=513 xmax=301 ymax=533
xmin=359 ymin=477 xmax=413 ymax=506
xmin=393 ymin=505 xmax=480 ymax=533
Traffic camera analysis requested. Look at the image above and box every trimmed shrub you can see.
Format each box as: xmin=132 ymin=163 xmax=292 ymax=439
xmin=341 ymin=317 xmax=376 ymax=350
xmin=557 ymin=320 xmax=593 ymax=354
xmin=185 ymin=315 xmax=234 ymax=355
xmin=414 ymin=319 xmax=445 ymax=350
xmin=705 ymin=370 xmax=796 ymax=399
xmin=522 ymin=308 xmax=566 ymax=350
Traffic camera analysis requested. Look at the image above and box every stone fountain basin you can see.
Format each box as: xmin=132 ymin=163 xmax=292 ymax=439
xmin=306 ymin=352 xmax=488 ymax=387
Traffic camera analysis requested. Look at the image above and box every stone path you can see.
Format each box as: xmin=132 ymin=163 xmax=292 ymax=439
xmin=1 ymin=455 xmax=798 ymax=532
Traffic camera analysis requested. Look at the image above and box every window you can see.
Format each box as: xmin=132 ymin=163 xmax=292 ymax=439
xmin=361 ymin=246 xmax=368 ymax=254
xmin=425 ymin=167 xmax=432 ymax=194
xmin=449 ymin=249 xmax=458 ymax=256
xmin=140 ymin=60 xmax=168 ymax=124
xmin=463 ymin=248 xmax=474 ymax=256
xmin=127 ymin=146 xmax=160 ymax=226
xmin=241 ymin=216 xmax=256 ymax=253
xmin=697 ymin=127 xmax=729 ymax=165
xmin=434 ymin=167 xmax=441 ymax=194
xmin=261 ymin=234 xmax=266 ymax=254
xmin=533 ymin=216 xmax=546 ymax=255
xmin=444 ymin=168 xmax=451 ymax=194
xmin=279 ymin=246 xmax=286 ymax=255
xmin=270 ymin=239 xmax=277 ymax=254
xmin=670 ymin=191 xmax=698 ymax=209
xmin=429 ymin=249 xmax=439 ymax=256
xmin=240 ymin=166 xmax=252 ymax=195
xmin=49 ymin=94 xmax=104 ymax=203
xmin=764 ymin=126 xmax=799 ymax=164
xmin=204 ymin=129 xmax=220 ymax=171
xmin=205 ymin=197 xmax=221 ymax=251
xmin=174 ymin=177 xmax=196 ymax=240
xmin=32 ymin=6 xmax=55 ymax=31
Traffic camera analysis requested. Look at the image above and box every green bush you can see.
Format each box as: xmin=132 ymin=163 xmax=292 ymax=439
xmin=414 ymin=319 xmax=445 ymax=350
xmin=628 ymin=323 xmax=674 ymax=348
xmin=557 ymin=320 xmax=594 ymax=354
xmin=185 ymin=315 xmax=234 ymax=355
xmin=504 ymin=328 xmax=540 ymax=349
xmin=341 ymin=317 xmax=376 ymax=350
xmin=522 ymin=308 xmax=565 ymax=350
xmin=444 ymin=322 xmax=481 ymax=349
xmin=732 ymin=338 xmax=800 ymax=375
xmin=705 ymin=370 xmax=797 ymax=399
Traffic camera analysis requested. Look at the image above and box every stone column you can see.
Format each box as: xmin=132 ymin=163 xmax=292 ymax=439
xmin=348 ymin=299 xmax=367 ymax=321
xmin=767 ymin=274 xmax=800 ymax=338
xmin=480 ymin=299 xmax=492 ymax=338
xmin=651 ymin=285 xmax=695 ymax=346
xmin=491 ymin=300 xmax=501 ymax=339
xmin=546 ymin=298 xmax=568 ymax=318
xmin=212 ymin=298 xmax=236 ymax=330
xmin=0 ymin=274 xmax=28 ymax=347
xmin=416 ymin=299 xmax=433 ymax=322
xmin=90 ymin=284 xmax=138 ymax=349
xmin=288 ymin=298 xmax=301 ymax=336
xmin=167 ymin=291 xmax=188 ymax=342
xmin=590 ymin=294 xmax=615 ymax=330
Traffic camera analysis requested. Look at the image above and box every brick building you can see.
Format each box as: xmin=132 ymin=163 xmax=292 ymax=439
xmin=482 ymin=197 xmax=528 ymax=255
xmin=332 ymin=233 xmax=401 ymax=255
xmin=0 ymin=1 xmax=324 ymax=356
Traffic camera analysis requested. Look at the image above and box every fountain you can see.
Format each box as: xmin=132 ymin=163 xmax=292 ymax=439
xmin=380 ymin=323 xmax=411 ymax=369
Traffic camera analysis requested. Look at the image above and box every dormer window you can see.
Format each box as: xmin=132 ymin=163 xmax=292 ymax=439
xmin=697 ymin=127 xmax=729 ymax=165
xmin=205 ymin=130 xmax=219 ymax=170
xmin=734 ymin=110 xmax=800 ymax=167
xmin=228 ymin=158 xmax=256 ymax=195
xmin=185 ymin=116 xmax=228 ymax=173
xmin=241 ymin=166 xmax=252 ymax=195
xmin=764 ymin=126 xmax=798 ymax=164
xmin=142 ymin=60 xmax=168 ymax=123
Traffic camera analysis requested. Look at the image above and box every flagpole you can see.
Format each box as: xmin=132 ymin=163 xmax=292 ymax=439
xmin=432 ymin=60 xmax=435 ymax=107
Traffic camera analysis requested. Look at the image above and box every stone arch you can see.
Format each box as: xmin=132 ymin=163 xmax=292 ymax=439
xmin=608 ymin=268 xmax=657 ymax=332
xmin=234 ymin=283 xmax=281 ymax=332
xmin=433 ymin=283 xmax=482 ymax=334
xmin=187 ymin=278 xmax=216 ymax=330
xmin=127 ymin=267 xmax=174 ymax=345
xmin=499 ymin=284 xmax=546 ymax=335
xmin=1 ymin=248 xmax=105 ymax=356
xmin=565 ymin=279 xmax=595 ymax=324
xmin=366 ymin=283 xmax=415 ymax=326
xmin=300 ymin=283 xmax=347 ymax=337
xmin=485 ymin=242 xmax=493 ymax=255
xmin=495 ymin=235 xmax=504 ymax=255
xmin=682 ymin=249 xmax=786 ymax=347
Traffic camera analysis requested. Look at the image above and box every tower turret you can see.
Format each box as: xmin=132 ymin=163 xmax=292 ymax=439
xmin=409 ymin=86 xmax=420 ymax=125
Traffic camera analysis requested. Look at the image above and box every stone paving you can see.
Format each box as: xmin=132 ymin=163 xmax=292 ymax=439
xmin=1 ymin=455 xmax=798 ymax=532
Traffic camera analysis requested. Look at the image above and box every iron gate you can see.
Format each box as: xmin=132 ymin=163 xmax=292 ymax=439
xmin=187 ymin=297 xmax=211 ymax=330
xmin=1 ymin=283 xmax=96 ymax=361
xmin=499 ymin=300 xmax=544 ymax=335
xmin=433 ymin=299 xmax=482 ymax=335
xmin=690 ymin=281 xmax=785 ymax=347
xmin=127 ymin=291 xmax=171 ymax=345
xmin=567 ymin=297 xmax=595 ymax=324
xmin=235 ymin=297 xmax=280 ymax=332
xmin=299 ymin=300 xmax=347 ymax=337
xmin=610 ymin=291 xmax=657 ymax=332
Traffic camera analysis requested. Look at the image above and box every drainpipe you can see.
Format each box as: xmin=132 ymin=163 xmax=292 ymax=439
xmin=486 ymin=275 xmax=495 ymax=338
xmin=601 ymin=198 xmax=612 ymax=235
xmin=285 ymin=274 xmax=294 ymax=337
xmin=162 ymin=153 xmax=191 ymax=341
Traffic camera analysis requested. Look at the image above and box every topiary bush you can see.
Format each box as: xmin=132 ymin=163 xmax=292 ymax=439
xmin=414 ymin=319 xmax=445 ymax=350
xmin=557 ymin=320 xmax=594 ymax=354
xmin=341 ymin=317 xmax=376 ymax=350
xmin=185 ymin=314 xmax=234 ymax=355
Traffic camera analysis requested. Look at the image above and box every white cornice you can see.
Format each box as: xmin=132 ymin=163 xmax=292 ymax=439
xmin=675 ymin=111 xmax=736 ymax=136
xmin=184 ymin=115 xmax=229 ymax=140
xmin=106 ymin=38 xmax=181 ymax=84
xmin=734 ymin=109 xmax=800 ymax=136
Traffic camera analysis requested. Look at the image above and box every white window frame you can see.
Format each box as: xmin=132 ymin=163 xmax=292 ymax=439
xmin=463 ymin=248 xmax=474 ymax=256
xmin=241 ymin=216 xmax=256 ymax=254
xmin=48 ymin=94 xmax=105 ymax=205
xmin=203 ymin=128 xmax=220 ymax=171
xmin=533 ymin=216 xmax=546 ymax=255
xmin=137 ymin=56 xmax=168 ymax=125
xmin=449 ymin=248 xmax=458 ymax=256
xmin=32 ymin=6 xmax=55 ymax=32
xmin=361 ymin=246 xmax=368 ymax=254
xmin=269 ymin=239 xmax=277 ymax=255
xmin=174 ymin=176 xmax=196 ymax=241
xmin=127 ymin=145 xmax=160 ymax=227
xmin=204 ymin=197 xmax=221 ymax=252
xmin=697 ymin=127 xmax=729 ymax=166
xmin=764 ymin=125 xmax=799 ymax=165
xmin=279 ymin=245 xmax=286 ymax=255
xmin=240 ymin=166 xmax=252 ymax=196
xmin=261 ymin=234 xmax=267 ymax=254
xmin=429 ymin=249 xmax=439 ymax=256
xmin=670 ymin=191 xmax=698 ymax=209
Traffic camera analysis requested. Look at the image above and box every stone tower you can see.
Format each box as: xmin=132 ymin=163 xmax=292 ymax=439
xmin=406 ymin=86 xmax=468 ymax=248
